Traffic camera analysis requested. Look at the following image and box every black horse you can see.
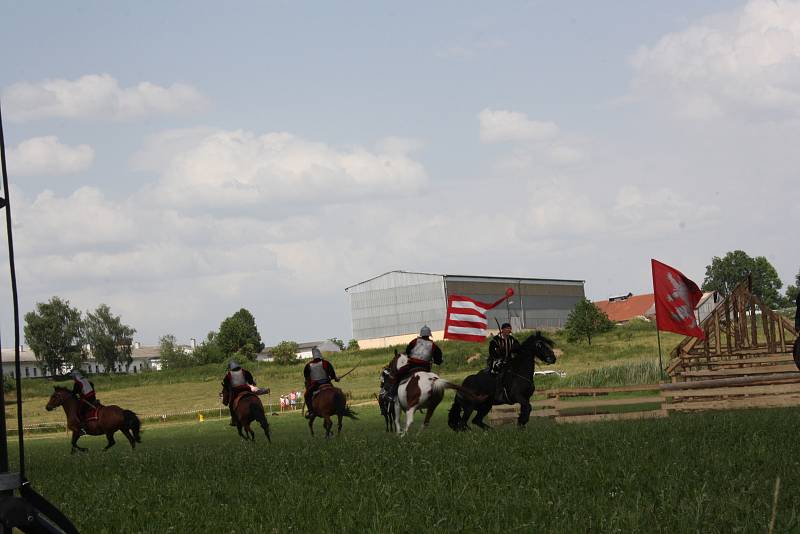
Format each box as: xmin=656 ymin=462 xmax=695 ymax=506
xmin=448 ymin=331 xmax=556 ymax=430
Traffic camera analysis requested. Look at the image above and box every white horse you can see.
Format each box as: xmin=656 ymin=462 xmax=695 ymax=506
xmin=391 ymin=353 xmax=482 ymax=436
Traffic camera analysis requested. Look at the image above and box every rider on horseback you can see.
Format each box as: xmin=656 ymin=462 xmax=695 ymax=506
xmin=303 ymin=347 xmax=339 ymax=418
xmin=486 ymin=323 xmax=521 ymax=402
xmin=71 ymin=369 xmax=98 ymax=435
xmin=386 ymin=325 xmax=443 ymax=402
xmin=222 ymin=361 xmax=257 ymax=426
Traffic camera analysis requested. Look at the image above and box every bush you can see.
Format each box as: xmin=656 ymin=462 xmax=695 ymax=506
xmin=346 ymin=339 xmax=360 ymax=352
xmin=272 ymin=341 xmax=299 ymax=365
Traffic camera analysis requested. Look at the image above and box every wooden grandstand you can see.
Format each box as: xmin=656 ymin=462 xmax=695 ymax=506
xmin=667 ymin=278 xmax=798 ymax=382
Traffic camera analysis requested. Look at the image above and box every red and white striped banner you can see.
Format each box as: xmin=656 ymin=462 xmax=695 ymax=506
xmin=443 ymin=289 xmax=514 ymax=342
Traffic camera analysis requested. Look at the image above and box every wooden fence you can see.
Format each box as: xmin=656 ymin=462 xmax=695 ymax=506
xmin=488 ymin=371 xmax=800 ymax=425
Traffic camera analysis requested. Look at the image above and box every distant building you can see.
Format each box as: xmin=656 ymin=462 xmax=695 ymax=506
xmin=257 ymin=340 xmax=342 ymax=362
xmin=593 ymin=291 xmax=718 ymax=324
xmin=0 ymin=342 xmax=164 ymax=379
xmin=345 ymin=270 xmax=585 ymax=349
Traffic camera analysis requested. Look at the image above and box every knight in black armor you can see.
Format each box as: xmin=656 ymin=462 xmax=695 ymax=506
xmin=486 ymin=322 xmax=521 ymax=402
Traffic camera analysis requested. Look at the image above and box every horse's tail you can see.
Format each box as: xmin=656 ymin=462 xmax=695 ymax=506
xmin=336 ymin=390 xmax=358 ymax=420
xmin=249 ymin=400 xmax=267 ymax=427
xmin=123 ymin=410 xmax=142 ymax=443
xmin=434 ymin=379 xmax=488 ymax=404
xmin=447 ymin=396 xmax=463 ymax=431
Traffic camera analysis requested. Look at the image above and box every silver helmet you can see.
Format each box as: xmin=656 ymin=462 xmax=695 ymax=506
xmin=229 ymin=360 xmax=240 ymax=370
xmin=71 ymin=368 xmax=83 ymax=379
xmin=311 ymin=347 xmax=322 ymax=359
xmin=420 ymin=325 xmax=432 ymax=337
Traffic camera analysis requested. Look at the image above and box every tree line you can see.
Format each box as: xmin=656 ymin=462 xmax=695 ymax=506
xmin=564 ymin=250 xmax=799 ymax=344
xmin=23 ymin=298 xmax=136 ymax=376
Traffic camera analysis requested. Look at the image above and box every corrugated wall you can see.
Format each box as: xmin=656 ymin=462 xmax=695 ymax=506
xmin=445 ymin=278 xmax=584 ymax=330
xmin=347 ymin=272 xmax=446 ymax=339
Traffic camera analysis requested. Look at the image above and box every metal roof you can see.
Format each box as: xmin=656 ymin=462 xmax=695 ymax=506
xmin=345 ymin=270 xmax=584 ymax=291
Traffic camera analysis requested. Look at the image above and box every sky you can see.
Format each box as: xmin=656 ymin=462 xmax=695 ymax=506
xmin=0 ymin=0 xmax=798 ymax=347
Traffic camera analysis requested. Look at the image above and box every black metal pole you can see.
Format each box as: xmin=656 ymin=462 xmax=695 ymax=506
xmin=0 ymin=100 xmax=25 ymax=479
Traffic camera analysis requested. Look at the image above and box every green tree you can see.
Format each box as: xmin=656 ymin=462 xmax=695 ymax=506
xmin=564 ymin=298 xmax=614 ymax=345
xmin=271 ymin=341 xmax=299 ymax=365
xmin=346 ymin=339 xmax=360 ymax=351
xmin=784 ymin=268 xmax=799 ymax=307
xmin=329 ymin=337 xmax=345 ymax=351
xmin=83 ymin=304 xmax=136 ymax=373
xmin=702 ymin=250 xmax=784 ymax=309
xmin=159 ymin=334 xmax=193 ymax=369
xmin=216 ymin=308 xmax=264 ymax=360
xmin=23 ymin=296 xmax=84 ymax=376
xmin=193 ymin=331 xmax=226 ymax=365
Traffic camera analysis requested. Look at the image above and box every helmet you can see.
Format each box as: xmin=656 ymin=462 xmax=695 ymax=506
xmin=71 ymin=368 xmax=83 ymax=379
xmin=501 ymin=323 xmax=512 ymax=330
xmin=229 ymin=360 xmax=240 ymax=370
xmin=420 ymin=325 xmax=432 ymax=337
xmin=311 ymin=347 xmax=322 ymax=359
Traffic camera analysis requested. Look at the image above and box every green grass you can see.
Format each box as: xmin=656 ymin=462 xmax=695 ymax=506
xmin=12 ymin=406 xmax=800 ymax=533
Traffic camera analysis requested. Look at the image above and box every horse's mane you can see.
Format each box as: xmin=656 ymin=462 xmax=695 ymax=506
xmin=522 ymin=330 xmax=555 ymax=348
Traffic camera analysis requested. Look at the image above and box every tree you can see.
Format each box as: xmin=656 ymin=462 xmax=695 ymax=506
xmin=346 ymin=339 xmax=360 ymax=352
xmin=702 ymin=250 xmax=784 ymax=309
xmin=216 ymin=308 xmax=264 ymax=360
xmin=564 ymin=298 xmax=614 ymax=345
xmin=784 ymin=268 xmax=800 ymax=307
xmin=329 ymin=337 xmax=345 ymax=351
xmin=23 ymin=296 xmax=84 ymax=376
xmin=159 ymin=334 xmax=192 ymax=369
xmin=193 ymin=331 xmax=226 ymax=365
xmin=271 ymin=341 xmax=299 ymax=365
xmin=83 ymin=304 xmax=136 ymax=373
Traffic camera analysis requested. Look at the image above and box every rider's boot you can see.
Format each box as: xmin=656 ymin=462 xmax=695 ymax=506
xmin=228 ymin=406 xmax=237 ymax=426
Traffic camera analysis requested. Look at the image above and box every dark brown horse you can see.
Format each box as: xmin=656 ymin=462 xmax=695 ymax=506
xmin=45 ymin=386 xmax=142 ymax=453
xmin=224 ymin=389 xmax=271 ymax=442
xmin=307 ymin=385 xmax=357 ymax=438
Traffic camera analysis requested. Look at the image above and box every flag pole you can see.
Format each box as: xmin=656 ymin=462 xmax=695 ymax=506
xmin=656 ymin=327 xmax=665 ymax=381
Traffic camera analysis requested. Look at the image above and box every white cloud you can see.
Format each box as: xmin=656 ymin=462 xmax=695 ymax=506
xmin=630 ymin=0 xmax=800 ymax=119
xmin=142 ymin=129 xmax=428 ymax=208
xmin=2 ymin=74 xmax=208 ymax=121
xmin=479 ymin=108 xmax=559 ymax=143
xmin=7 ymin=136 xmax=94 ymax=175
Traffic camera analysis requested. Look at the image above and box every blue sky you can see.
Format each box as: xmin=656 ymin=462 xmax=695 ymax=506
xmin=1 ymin=0 xmax=797 ymax=346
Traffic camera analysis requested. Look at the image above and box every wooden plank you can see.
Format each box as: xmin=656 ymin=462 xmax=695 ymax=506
xmin=547 ymin=384 xmax=661 ymax=397
xmin=679 ymin=364 xmax=800 ymax=378
xmin=715 ymin=309 xmax=721 ymax=355
xmin=555 ymin=409 xmax=668 ymax=424
xmin=660 ymin=372 xmax=800 ymax=390
xmin=555 ymin=396 xmax=665 ymax=409
xmin=664 ymin=382 xmax=800 ymax=399
xmin=666 ymin=393 xmax=800 ymax=412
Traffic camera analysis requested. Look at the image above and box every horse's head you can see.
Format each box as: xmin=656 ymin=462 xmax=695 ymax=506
xmin=520 ymin=331 xmax=556 ymax=365
xmin=388 ymin=350 xmax=406 ymax=374
xmin=45 ymin=386 xmax=72 ymax=411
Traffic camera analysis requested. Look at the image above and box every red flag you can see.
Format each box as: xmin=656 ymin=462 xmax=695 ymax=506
xmin=443 ymin=289 xmax=514 ymax=342
xmin=651 ymin=259 xmax=705 ymax=339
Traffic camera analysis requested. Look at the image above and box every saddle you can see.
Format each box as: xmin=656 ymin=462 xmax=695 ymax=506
xmin=79 ymin=399 xmax=102 ymax=422
xmin=231 ymin=391 xmax=258 ymax=413
xmin=312 ymin=383 xmax=334 ymax=397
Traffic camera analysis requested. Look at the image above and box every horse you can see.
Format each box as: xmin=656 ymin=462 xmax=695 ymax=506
xmin=447 ymin=331 xmax=556 ymax=431
xmin=375 ymin=391 xmax=395 ymax=432
xmin=45 ymin=386 xmax=142 ymax=454
xmin=307 ymin=384 xmax=357 ymax=438
xmin=224 ymin=389 xmax=271 ymax=442
xmin=388 ymin=352 xmax=485 ymax=436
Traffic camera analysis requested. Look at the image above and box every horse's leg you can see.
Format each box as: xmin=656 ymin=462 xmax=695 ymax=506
xmin=120 ymin=428 xmax=136 ymax=449
xmin=337 ymin=414 xmax=343 ymax=435
xmin=323 ymin=416 xmax=333 ymax=439
xmin=70 ymin=430 xmax=87 ymax=453
xmin=394 ymin=400 xmax=403 ymax=435
xmin=402 ymin=407 xmax=416 ymax=436
xmin=103 ymin=431 xmax=116 ymax=451
xmin=460 ymin=405 xmax=474 ymax=431
xmin=308 ymin=416 xmax=315 ymax=437
xmin=422 ymin=406 xmax=436 ymax=430
xmin=245 ymin=422 xmax=254 ymax=440
xmin=472 ymin=403 xmax=493 ymax=430
xmin=518 ymin=398 xmax=532 ymax=427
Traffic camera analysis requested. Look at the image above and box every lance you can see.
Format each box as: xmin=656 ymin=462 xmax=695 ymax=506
xmin=338 ymin=363 xmax=360 ymax=380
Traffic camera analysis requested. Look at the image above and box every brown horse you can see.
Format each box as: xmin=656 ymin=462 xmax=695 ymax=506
xmin=45 ymin=386 xmax=142 ymax=454
xmin=224 ymin=390 xmax=271 ymax=442
xmin=307 ymin=385 xmax=357 ymax=438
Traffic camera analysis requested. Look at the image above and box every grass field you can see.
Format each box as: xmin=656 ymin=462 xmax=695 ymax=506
xmin=12 ymin=405 xmax=800 ymax=533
